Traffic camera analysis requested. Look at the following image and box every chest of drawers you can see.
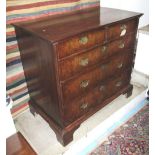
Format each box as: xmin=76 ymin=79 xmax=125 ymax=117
xmin=14 ymin=7 xmax=142 ymax=146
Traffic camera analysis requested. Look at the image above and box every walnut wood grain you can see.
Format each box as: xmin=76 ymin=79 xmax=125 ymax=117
xmin=59 ymin=33 xmax=136 ymax=81
xmin=107 ymin=18 xmax=139 ymax=41
xmin=57 ymin=29 xmax=106 ymax=58
xmin=61 ymin=50 xmax=134 ymax=102
xmin=13 ymin=7 xmax=142 ymax=146
xmin=13 ymin=7 xmax=142 ymax=42
xmin=63 ymin=70 xmax=131 ymax=125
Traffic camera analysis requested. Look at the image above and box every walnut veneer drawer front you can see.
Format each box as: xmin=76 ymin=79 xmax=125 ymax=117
xmin=57 ymin=29 xmax=105 ymax=59
xmin=14 ymin=7 xmax=142 ymax=146
xmin=64 ymin=71 xmax=131 ymax=124
xmin=107 ymin=19 xmax=138 ymax=41
xmin=61 ymin=50 xmax=133 ymax=102
xmin=59 ymin=33 xmax=136 ymax=81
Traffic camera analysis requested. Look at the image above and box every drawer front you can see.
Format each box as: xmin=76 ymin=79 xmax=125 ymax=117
xmin=59 ymin=33 xmax=136 ymax=81
xmin=57 ymin=29 xmax=105 ymax=59
xmin=61 ymin=50 xmax=133 ymax=102
xmin=63 ymin=71 xmax=131 ymax=124
xmin=107 ymin=19 xmax=138 ymax=41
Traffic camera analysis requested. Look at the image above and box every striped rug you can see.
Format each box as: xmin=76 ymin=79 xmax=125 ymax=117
xmin=6 ymin=0 xmax=100 ymax=118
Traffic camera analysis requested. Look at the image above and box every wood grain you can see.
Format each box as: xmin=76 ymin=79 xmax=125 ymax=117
xmin=6 ymin=132 xmax=36 ymax=155
xmin=13 ymin=7 xmax=142 ymax=146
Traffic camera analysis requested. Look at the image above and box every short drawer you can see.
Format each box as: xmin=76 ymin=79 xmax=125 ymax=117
xmin=107 ymin=19 xmax=138 ymax=41
xmin=59 ymin=33 xmax=136 ymax=81
xmin=63 ymin=71 xmax=131 ymax=124
xmin=57 ymin=29 xmax=106 ymax=59
xmin=61 ymin=50 xmax=133 ymax=102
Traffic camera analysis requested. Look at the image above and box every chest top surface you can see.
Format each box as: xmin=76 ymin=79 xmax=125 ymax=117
xmin=13 ymin=7 xmax=142 ymax=43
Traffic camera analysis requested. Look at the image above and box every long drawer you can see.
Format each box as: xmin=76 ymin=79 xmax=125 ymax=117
xmin=58 ymin=33 xmax=136 ymax=81
xmin=63 ymin=70 xmax=131 ymax=124
xmin=57 ymin=29 xmax=106 ymax=59
xmin=56 ymin=18 xmax=138 ymax=60
xmin=61 ymin=50 xmax=134 ymax=102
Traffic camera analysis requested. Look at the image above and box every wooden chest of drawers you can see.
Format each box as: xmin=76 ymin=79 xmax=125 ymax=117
xmin=14 ymin=7 xmax=142 ymax=146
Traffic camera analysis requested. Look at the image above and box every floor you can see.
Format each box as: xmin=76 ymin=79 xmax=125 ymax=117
xmin=6 ymin=132 xmax=36 ymax=155
xmin=89 ymin=103 xmax=149 ymax=155
xmin=14 ymin=79 xmax=147 ymax=155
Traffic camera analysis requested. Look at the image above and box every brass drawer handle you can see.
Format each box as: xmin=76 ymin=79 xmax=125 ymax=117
xmin=80 ymin=102 xmax=88 ymax=110
xmin=101 ymin=46 xmax=107 ymax=54
xmin=80 ymin=80 xmax=89 ymax=88
xmin=79 ymin=58 xmax=89 ymax=66
xmin=120 ymin=24 xmax=127 ymax=36
xmin=117 ymin=63 xmax=123 ymax=69
xmin=79 ymin=36 xmax=88 ymax=45
xmin=120 ymin=24 xmax=127 ymax=30
xmin=116 ymin=81 xmax=122 ymax=87
xmin=99 ymin=85 xmax=105 ymax=91
xmin=119 ymin=41 xmax=125 ymax=48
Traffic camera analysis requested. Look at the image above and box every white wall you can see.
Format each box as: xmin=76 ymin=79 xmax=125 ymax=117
xmin=100 ymin=0 xmax=149 ymax=76
xmin=5 ymin=105 xmax=16 ymax=138
xmin=100 ymin=0 xmax=149 ymax=27
xmin=134 ymin=32 xmax=149 ymax=75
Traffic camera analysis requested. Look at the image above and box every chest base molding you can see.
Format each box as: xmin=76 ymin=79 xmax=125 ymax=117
xmin=29 ymin=84 xmax=133 ymax=146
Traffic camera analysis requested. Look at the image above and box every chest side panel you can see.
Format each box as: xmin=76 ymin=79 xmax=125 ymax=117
xmin=15 ymin=27 xmax=63 ymax=127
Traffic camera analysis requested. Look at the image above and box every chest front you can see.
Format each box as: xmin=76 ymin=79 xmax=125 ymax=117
xmin=14 ymin=7 xmax=142 ymax=146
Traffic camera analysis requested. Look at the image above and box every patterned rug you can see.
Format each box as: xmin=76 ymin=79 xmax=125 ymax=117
xmin=89 ymin=104 xmax=149 ymax=155
xmin=6 ymin=0 xmax=99 ymax=117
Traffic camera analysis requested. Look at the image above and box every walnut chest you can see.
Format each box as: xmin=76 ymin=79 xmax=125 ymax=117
xmin=14 ymin=7 xmax=142 ymax=146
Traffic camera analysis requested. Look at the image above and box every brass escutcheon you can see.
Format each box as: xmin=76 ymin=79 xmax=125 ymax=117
xmin=80 ymin=102 xmax=88 ymax=109
xmin=117 ymin=63 xmax=123 ymax=69
xmin=116 ymin=81 xmax=122 ymax=87
xmin=119 ymin=41 xmax=125 ymax=48
xmin=101 ymin=64 xmax=107 ymax=70
xmin=99 ymin=85 xmax=105 ymax=91
xmin=101 ymin=46 xmax=107 ymax=54
xmin=79 ymin=58 xmax=89 ymax=66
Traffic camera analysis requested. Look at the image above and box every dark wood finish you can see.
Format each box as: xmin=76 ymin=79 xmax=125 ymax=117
xmin=64 ymin=70 xmax=131 ymax=124
xmin=107 ymin=19 xmax=139 ymax=41
xmin=57 ymin=29 xmax=106 ymax=58
xmin=13 ymin=7 xmax=142 ymax=42
xmin=61 ymin=50 xmax=134 ymax=102
xmin=14 ymin=29 xmax=64 ymax=127
xmin=13 ymin=7 xmax=142 ymax=146
xmin=59 ymin=33 xmax=136 ymax=81
xmin=6 ymin=132 xmax=36 ymax=155
xmin=123 ymin=84 xmax=134 ymax=98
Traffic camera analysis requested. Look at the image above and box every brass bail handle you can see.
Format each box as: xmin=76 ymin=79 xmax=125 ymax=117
xmin=120 ymin=24 xmax=127 ymax=36
xmin=79 ymin=36 xmax=88 ymax=45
